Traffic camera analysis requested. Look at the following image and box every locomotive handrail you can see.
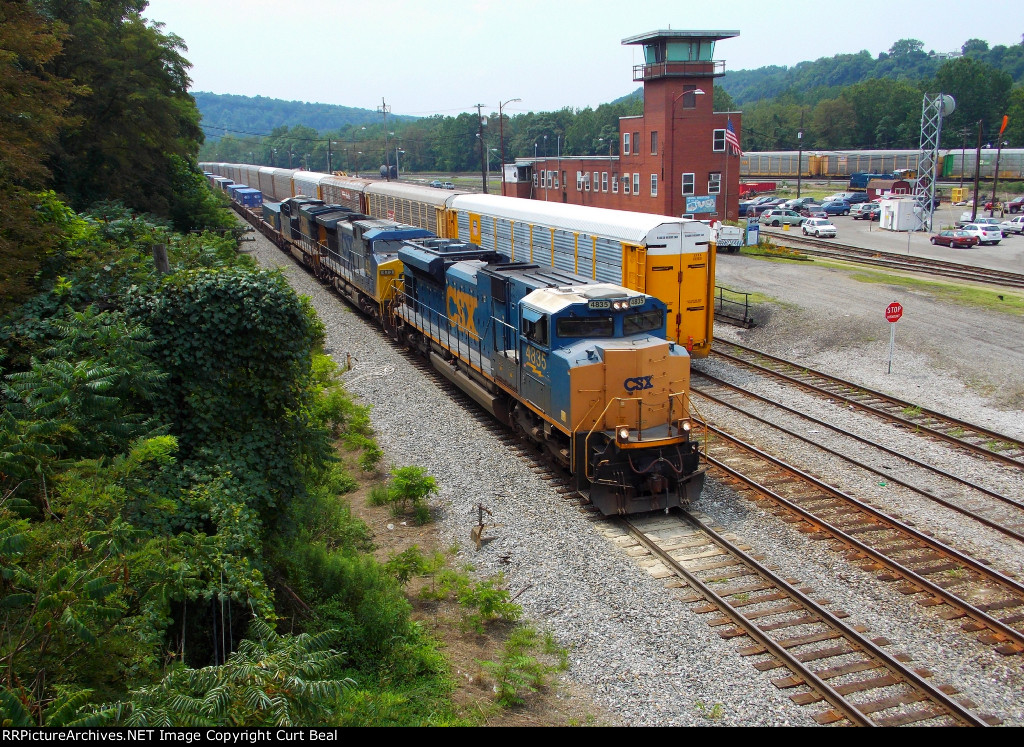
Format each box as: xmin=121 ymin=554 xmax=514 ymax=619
xmin=392 ymin=288 xmax=487 ymax=377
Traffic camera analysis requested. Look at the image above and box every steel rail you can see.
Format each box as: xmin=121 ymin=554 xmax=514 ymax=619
xmin=709 ymin=340 xmax=1024 ymax=470
xmin=701 ymin=423 xmax=1024 ymax=649
xmin=619 ymin=513 xmax=987 ymax=726
xmin=691 ymin=377 xmax=1024 ymax=541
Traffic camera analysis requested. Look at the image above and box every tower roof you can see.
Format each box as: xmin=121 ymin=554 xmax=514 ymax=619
xmin=622 ymin=30 xmax=739 ymax=46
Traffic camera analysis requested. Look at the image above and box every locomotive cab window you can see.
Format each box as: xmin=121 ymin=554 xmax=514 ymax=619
xmin=623 ymin=309 xmax=664 ymax=336
xmin=556 ymin=316 xmax=614 ymax=339
xmin=522 ymin=309 xmax=549 ymax=347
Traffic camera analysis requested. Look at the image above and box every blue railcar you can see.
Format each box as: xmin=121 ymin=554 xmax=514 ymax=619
xmin=236 ymin=188 xmax=264 ymax=208
xmin=395 ymin=238 xmax=705 ymax=514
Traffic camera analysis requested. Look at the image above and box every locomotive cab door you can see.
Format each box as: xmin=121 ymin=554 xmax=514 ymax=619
xmin=489 ymin=275 xmax=518 ymax=393
xmin=519 ymin=307 xmax=551 ymax=413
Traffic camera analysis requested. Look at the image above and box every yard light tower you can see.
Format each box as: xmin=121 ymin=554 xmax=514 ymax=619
xmin=499 ymin=97 xmax=520 ymax=192
xmin=915 ymin=93 xmax=955 ymax=231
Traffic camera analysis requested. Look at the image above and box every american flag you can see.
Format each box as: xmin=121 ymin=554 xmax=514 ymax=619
xmin=725 ymin=119 xmax=742 ymax=155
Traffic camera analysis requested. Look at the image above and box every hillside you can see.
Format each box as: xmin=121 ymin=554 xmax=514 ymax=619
xmin=720 ymin=38 xmax=1024 ymax=106
xmin=612 ymin=38 xmax=1024 ymax=109
xmin=194 ymin=91 xmax=417 ymax=140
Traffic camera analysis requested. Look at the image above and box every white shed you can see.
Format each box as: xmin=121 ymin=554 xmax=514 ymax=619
xmin=879 ymin=196 xmax=922 ymax=231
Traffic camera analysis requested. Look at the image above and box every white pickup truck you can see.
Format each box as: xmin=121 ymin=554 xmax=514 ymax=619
xmin=709 ymin=221 xmax=744 ymax=253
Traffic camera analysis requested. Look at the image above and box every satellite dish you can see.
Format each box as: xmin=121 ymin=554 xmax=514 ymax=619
xmin=940 ymin=95 xmax=956 ymax=116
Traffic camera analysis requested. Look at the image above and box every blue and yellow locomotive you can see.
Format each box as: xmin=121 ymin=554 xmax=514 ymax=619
xmin=393 ymin=238 xmax=706 ymax=515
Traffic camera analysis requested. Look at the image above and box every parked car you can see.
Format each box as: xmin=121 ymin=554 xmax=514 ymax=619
xmin=930 ymin=230 xmax=979 ymax=248
xmin=784 ymin=197 xmax=818 ymax=210
xmin=1007 ymin=195 xmax=1024 ymax=214
xmin=738 ymin=195 xmax=777 ymax=216
xmin=441 ymin=181 xmax=455 ymax=190
xmin=759 ymin=209 xmax=805 ymax=227
xmin=959 ymin=223 xmax=1002 ymax=245
xmin=844 ymin=192 xmax=870 ymax=205
xmin=999 ymin=215 xmax=1024 ymax=235
xmin=428 ymin=180 xmax=443 ymax=188
xmin=819 ymin=199 xmax=851 ymax=216
xmin=801 ymin=218 xmax=837 ymax=238
xmin=851 ymin=202 xmax=880 ymax=220
xmin=800 ymin=207 xmax=828 ymax=219
xmin=746 ymin=198 xmax=786 ymax=218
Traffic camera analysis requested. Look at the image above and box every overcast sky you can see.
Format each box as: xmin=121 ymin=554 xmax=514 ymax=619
xmin=144 ymin=0 xmax=1021 ymax=118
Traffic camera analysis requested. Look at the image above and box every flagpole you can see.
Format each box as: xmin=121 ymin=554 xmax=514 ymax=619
xmin=725 ymin=139 xmax=730 ymax=220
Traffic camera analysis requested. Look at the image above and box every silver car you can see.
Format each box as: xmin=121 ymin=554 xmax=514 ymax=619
xmin=998 ymin=216 xmax=1024 ymax=235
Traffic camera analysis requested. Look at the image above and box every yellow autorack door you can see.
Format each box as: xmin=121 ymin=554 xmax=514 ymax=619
xmin=622 ymin=243 xmax=646 ymax=292
xmin=469 ymin=213 xmax=482 ymax=244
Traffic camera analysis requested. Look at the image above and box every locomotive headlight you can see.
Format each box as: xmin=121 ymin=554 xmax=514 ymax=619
xmin=678 ymin=419 xmax=691 ymax=436
xmin=616 ymin=426 xmax=631 ymax=443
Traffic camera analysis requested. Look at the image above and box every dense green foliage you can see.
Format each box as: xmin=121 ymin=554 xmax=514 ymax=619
xmin=720 ymin=37 xmax=1024 ymax=109
xmin=200 ymin=36 xmax=1024 ymax=173
xmin=1 ymin=2 xmax=506 ymax=727
xmin=0 ymin=199 xmax=478 ymax=726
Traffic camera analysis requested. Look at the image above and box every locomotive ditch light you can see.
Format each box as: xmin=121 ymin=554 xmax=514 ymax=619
xmin=616 ymin=426 xmax=631 ymax=443
xmin=677 ymin=419 xmax=691 ymax=436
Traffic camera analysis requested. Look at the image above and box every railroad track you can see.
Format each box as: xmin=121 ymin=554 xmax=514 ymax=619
xmin=697 ymin=420 xmax=1024 ymax=656
xmin=708 ymin=339 xmax=1024 ymax=471
xmin=603 ymin=511 xmax=995 ymax=726
xmin=768 ymin=233 xmax=1024 ymax=289
xmin=690 ymin=371 xmax=1024 ymax=545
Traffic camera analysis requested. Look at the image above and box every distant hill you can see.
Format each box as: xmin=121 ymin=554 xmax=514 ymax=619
xmin=194 ymin=92 xmax=417 ymax=140
xmin=615 ymin=38 xmax=1024 ymax=108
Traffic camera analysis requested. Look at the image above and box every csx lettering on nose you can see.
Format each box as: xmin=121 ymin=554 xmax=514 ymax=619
xmin=623 ymin=376 xmax=654 ymax=392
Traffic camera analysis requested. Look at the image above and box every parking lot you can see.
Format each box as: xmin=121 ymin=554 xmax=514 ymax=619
xmin=758 ymin=204 xmax=1024 ymax=275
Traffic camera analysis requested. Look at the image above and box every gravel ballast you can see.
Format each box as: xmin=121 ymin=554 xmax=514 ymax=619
xmin=245 ymin=227 xmax=1024 ymax=726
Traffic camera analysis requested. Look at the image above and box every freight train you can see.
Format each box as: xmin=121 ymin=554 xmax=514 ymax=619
xmin=740 ymin=149 xmax=1024 ymax=183
xmin=200 ymin=162 xmax=716 ymax=358
xmin=216 ymin=180 xmax=707 ymax=515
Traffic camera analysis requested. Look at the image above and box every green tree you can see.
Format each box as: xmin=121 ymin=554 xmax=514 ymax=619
xmin=33 ymin=0 xmax=205 ymax=226
xmin=100 ymin=619 xmax=353 ymax=726
xmin=0 ymin=1 xmax=78 ymax=312
xmin=934 ymin=56 xmax=1013 ymax=146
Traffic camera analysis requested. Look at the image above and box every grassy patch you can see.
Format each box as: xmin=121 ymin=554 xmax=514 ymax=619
xmin=738 ymin=240 xmax=814 ymax=262
xmin=846 ymin=270 xmax=1024 ymax=316
xmin=478 ymin=627 xmax=569 ymax=708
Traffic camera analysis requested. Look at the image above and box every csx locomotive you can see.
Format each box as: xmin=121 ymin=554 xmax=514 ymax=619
xmin=224 ymin=185 xmax=707 ymax=515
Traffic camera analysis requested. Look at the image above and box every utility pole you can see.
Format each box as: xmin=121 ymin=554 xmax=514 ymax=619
xmin=796 ymin=110 xmax=804 ymax=198
xmin=476 ymin=103 xmax=487 ymax=195
xmin=378 ymin=98 xmax=391 ymax=180
xmin=990 ymin=115 xmax=1009 ymax=218
xmin=959 ymin=128 xmax=968 ymax=192
xmin=971 ymin=120 xmax=983 ymax=222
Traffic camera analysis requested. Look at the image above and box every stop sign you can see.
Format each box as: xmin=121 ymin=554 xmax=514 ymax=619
xmin=885 ymin=302 xmax=903 ymax=323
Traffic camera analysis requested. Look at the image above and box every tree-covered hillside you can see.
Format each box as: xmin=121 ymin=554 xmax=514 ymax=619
xmin=720 ymin=38 xmax=1024 ymax=107
xmin=194 ymin=92 xmax=415 ymax=142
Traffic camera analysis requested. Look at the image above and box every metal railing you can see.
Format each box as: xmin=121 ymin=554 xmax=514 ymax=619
xmin=714 ymin=285 xmax=755 ymax=328
xmin=632 ymin=60 xmax=724 ymax=80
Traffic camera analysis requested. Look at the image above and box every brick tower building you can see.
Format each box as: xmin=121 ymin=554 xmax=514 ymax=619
xmin=503 ymin=30 xmax=741 ymax=222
